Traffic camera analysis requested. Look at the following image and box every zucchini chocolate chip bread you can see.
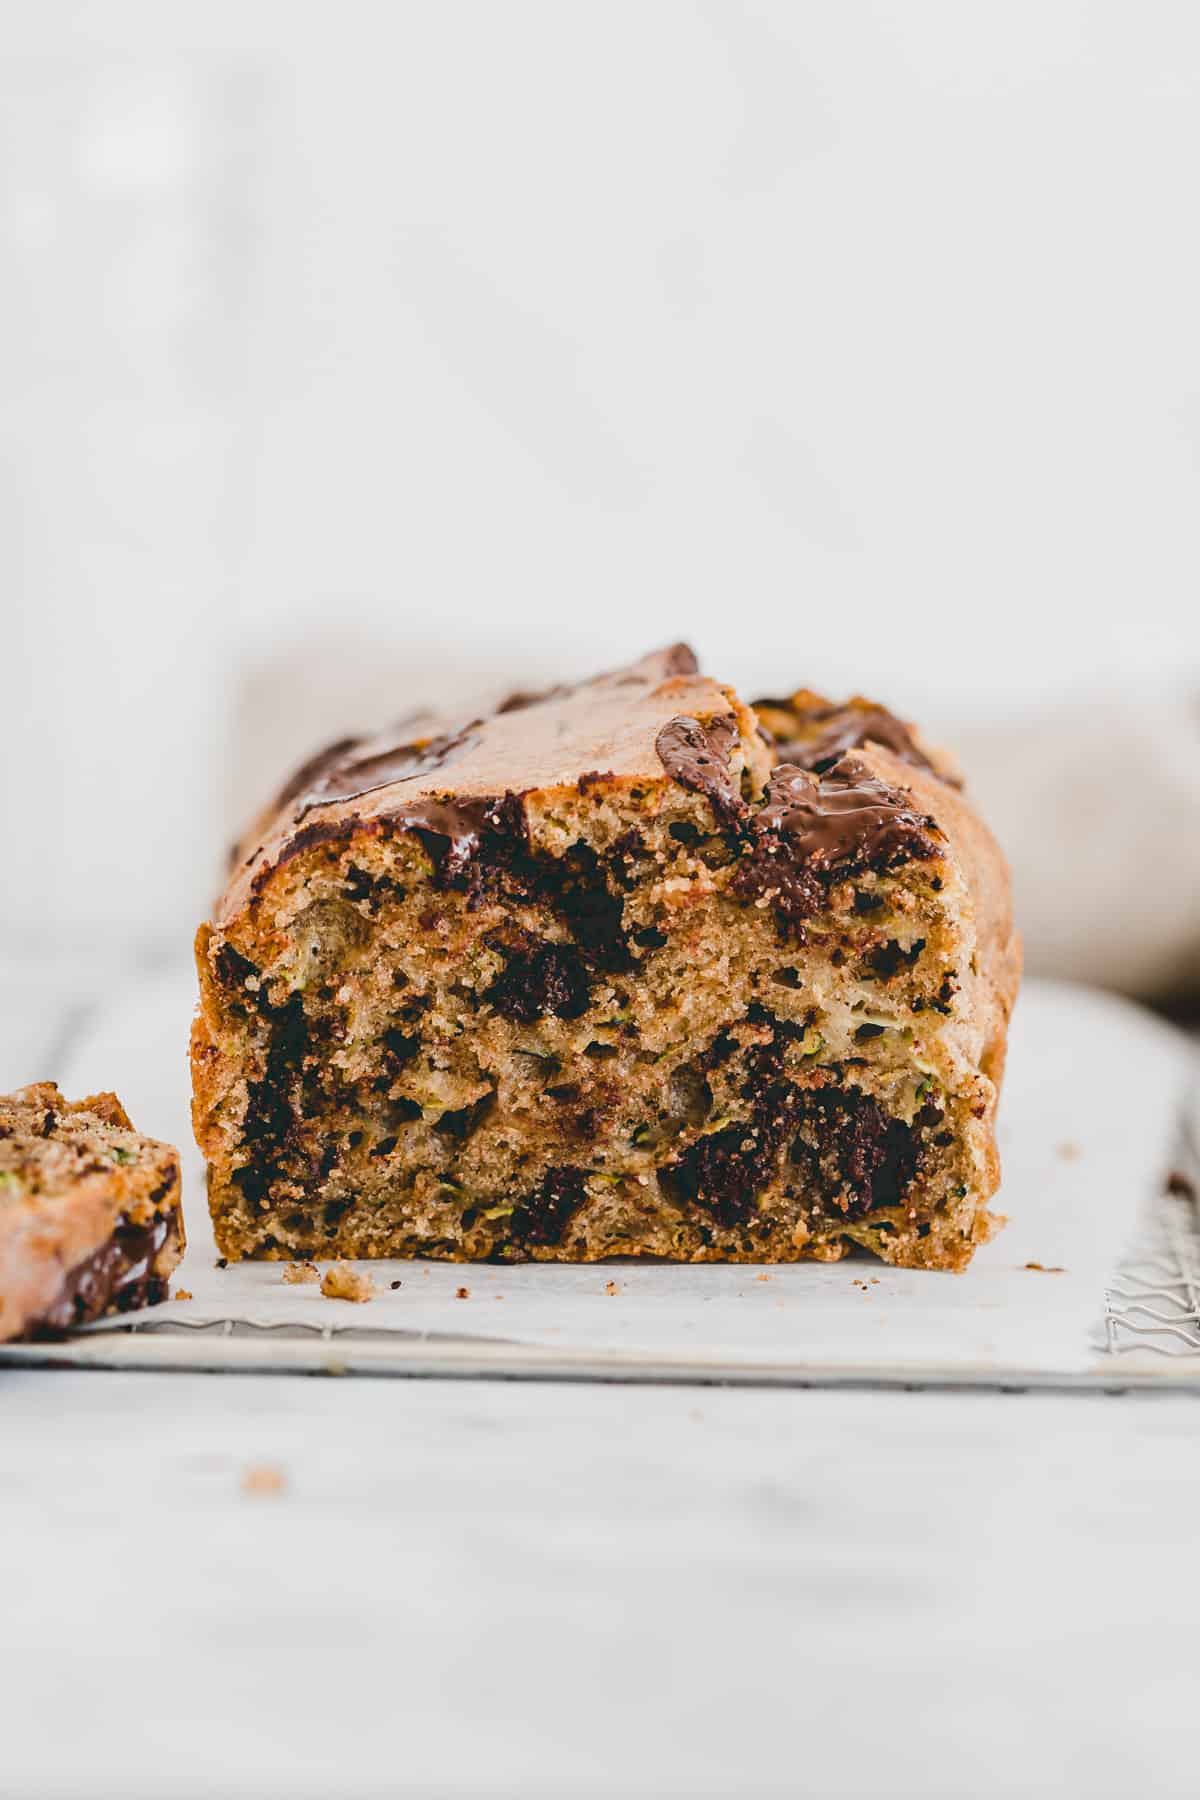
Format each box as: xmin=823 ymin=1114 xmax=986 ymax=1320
xmin=192 ymin=646 xmax=1019 ymax=1271
xmin=0 ymin=1084 xmax=184 ymax=1341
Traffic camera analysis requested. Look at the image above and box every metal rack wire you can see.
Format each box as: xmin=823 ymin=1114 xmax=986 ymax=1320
xmin=1103 ymin=1085 xmax=1200 ymax=1357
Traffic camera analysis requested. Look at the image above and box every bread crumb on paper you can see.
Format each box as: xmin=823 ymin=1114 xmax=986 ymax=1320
xmin=320 ymin=1265 xmax=374 ymax=1303
xmin=1024 ymin=1261 xmax=1066 ymax=1273
xmin=604 ymin=1280 xmax=619 ymax=1296
xmin=173 ymin=1287 xmax=193 ymax=1302
xmin=282 ymin=1261 xmax=320 ymax=1286
xmin=242 ymin=1465 xmax=286 ymax=1497
xmin=455 ymin=1285 xmax=471 ymax=1300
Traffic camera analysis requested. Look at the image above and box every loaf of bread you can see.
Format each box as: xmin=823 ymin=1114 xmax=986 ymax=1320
xmin=0 ymin=1084 xmax=184 ymax=1341
xmin=192 ymin=647 xmax=1019 ymax=1270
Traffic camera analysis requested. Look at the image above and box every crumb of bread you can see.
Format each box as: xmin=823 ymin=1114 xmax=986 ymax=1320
xmin=604 ymin=1280 xmax=618 ymax=1296
xmin=320 ymin=1265 xmax=374 ymax=1302
xmin=1024 ymin=1261 xmax=1066 ymax=1273
xmin=455 ymin=1285 xmax=470 ymax=1299
xmin=1057 ymin=1142 xmax=1081 ymax=1161
xmin=173 ymin=1287 xmax=193 ymax=1302
xmin=242 ymin=1464 xmax=286 ymax=1496
xmin=282 ymin=1261 xmax=320 ymax=1285
xmin=755 ymin=1273 xmax=771 ymax=1282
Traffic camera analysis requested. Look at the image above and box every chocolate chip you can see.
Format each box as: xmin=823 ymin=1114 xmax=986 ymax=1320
xmin=733 ymin=760 xmax=939 ymax=937
xmin=655 ymin=714 xmax=747 ymax=827
xmin=382 ymin=1027 xmax=420 ymax=1067
xmin=634 ymin=926 xmax=668 ymax=949
xmin=509 ymin=1167 xmax=587 ymax=1247
xmin=866 ymin=938 xmax=926 ymax=979
xmin=486 ymin=936 xmax=591 ymax=1024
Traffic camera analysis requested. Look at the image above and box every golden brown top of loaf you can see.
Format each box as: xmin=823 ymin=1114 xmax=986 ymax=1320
xmin=215 ymin=644 xmax=766 ymax=927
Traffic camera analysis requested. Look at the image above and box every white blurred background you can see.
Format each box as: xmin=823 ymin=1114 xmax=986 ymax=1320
xmin=2 ymin=2 xmax=1198 ymax=1011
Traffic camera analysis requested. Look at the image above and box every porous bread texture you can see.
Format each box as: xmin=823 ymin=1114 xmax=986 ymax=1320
xmin=0 ymin=1083 xmax=184 ymax=1341
xmin=192 ymin=654 xmax=1019 ymax=1272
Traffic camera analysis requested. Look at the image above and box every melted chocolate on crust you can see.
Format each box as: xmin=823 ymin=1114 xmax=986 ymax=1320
xmin=24 ymin=1209 xmax=179 ymax=1340
xmin=401 ymin=794 xmax=515 ymax=886
xmin=734 ymin=757 xmax=940 ymax=930
xmin=655 ymin=713 xmax=746 ymax=826
xmin=274 ymin=734 xmax=363 ymax=810
xmin=759 ymin=698 xmax=959 ymax=787
xmin=245 ymin=645 xmax=706 ymax=902
xmin=293 ymin=721 xmax=482 ymax=819
xmin=754 ymin=758 xmax=939 ymax=865
xmin=264 ymin=791 xmax=528 ymax=894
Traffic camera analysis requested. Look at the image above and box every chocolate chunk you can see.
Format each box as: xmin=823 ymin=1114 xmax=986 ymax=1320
xmin=554 ymin=842 xmax=633 ymax=970
xmin=26 ymin=1210 xmax=180 ymax=1339
xmin=382 ymin=1028 xmax=420 ymax=1067
xmin=665 ymin=1020 xmax=809 ymax=1225
xmin=733 ymin=758 xmax=939 ymax=931
xmin=213 ymin=941 xmax=261 ymax=993
xmin=486 ymin=936 xmax=591 ymax=1024
xmin=509 ymin=1167 xmax=587 ymax=1247
xmin=236 ymin=994 xmax=309 ymax=1206
xmin=666 ymin=1119 xmax=762 ymax=1226
xmin=655 ymin=713 xmax=746 ymax=827
xmin=668 ymin=1077 xmax=921 ymax=1230
xmin=789 ymin=1087 xmax=919 ymax=1218
xmin=402 ymin=794 xmax=509 ymax=886
xmin=866 ymin=937 xmax=926 ymax=978
xmin=271 ymin=791 xmax=529 ymax=897
xmin=753 ymin=758 xmax=938 ymax=866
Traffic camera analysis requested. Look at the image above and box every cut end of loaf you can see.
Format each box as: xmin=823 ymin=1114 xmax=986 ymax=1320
xmin=192 ymin=651 xmax=1016 ymax=1272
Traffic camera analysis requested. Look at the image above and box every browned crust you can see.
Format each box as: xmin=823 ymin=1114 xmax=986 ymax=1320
xmin=215 ymin=645 xmax=766 ymax=929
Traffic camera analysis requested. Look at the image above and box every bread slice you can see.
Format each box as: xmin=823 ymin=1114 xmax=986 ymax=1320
xmin=0 ymin=1084 xmax=184 ymax=1341
xmin=192 ymin=647 xmax=1019 ymax=1270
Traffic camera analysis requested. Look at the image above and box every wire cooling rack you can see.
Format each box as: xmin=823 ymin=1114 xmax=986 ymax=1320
xmin=1103 ymin=1083 xmax=1200 ymax=1358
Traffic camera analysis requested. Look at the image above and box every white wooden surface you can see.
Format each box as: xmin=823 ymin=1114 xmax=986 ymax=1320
xmin=2 ymin=964 xmax=1199 ymax=1796
xmin=2 ymin=1373 xmax=1199 ymax=1799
